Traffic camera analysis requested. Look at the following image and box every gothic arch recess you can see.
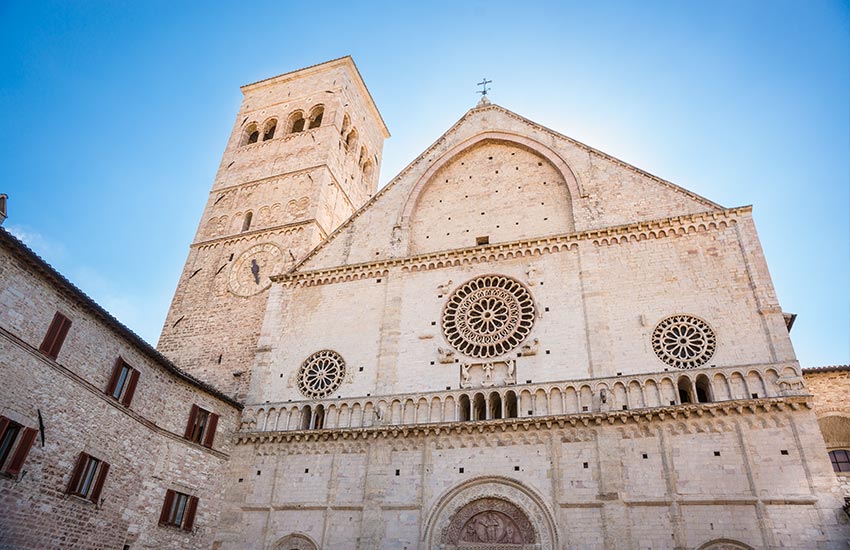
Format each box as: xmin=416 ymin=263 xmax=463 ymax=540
xmin=402 ymin=133 xmax=580 ymax=256
xmin=271 ymin=533 xmax=318 ymax=550
xmin=423 ymin=476 xmax=558 ymax=549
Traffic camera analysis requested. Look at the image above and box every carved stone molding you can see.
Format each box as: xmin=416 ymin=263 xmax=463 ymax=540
xmin=277 ymin=207 xmax=750 ymax=288
xmin=234 ymin=395 xmax=812 ymax=446
xmin=444 ymin=498 xmax=534 ymax=545
xmin=423 ymin=476 xmax=557 ymax=550
xmin=270 ymin=533 xmax=318 ymax=550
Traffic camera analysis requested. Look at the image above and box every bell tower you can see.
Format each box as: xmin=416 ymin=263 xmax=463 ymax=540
xmin=157 ymin=57 xmax=389 ymax=399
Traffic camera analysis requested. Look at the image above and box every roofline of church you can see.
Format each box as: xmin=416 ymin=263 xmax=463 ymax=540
xmin=0 ymin=227 xmax=243 ymax=409
xmin=240 ymin=56 xmax=390 ymax=138
xmin=802 ymin=364 xmax=850 ymax=374
xmin=471 ymin=103 xmax=723 ymax=211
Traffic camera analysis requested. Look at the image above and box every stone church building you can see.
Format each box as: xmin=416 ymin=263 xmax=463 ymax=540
xmin=0 ymin=57 xmax=847 ymax=549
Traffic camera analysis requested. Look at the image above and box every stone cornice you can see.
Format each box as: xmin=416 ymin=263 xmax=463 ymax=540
xmin=211 ymin=163 xmax=326 ymax=196
xmin=240 ymin=56 xmax=390 ymax=138
xmin=273 ymin=206 xmax=751 ymax=287
xmin=291 ymin=102 xmax=723 ymax=272
xmin=191 ymin=221 xmax=313 ymax=250
xmin=208 ymin=159 xmax=358 ymax=219
xmin=234 ymin=395 xmax=811 ymax=446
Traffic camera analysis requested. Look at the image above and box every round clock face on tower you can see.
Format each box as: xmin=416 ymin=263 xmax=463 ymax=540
xmin=227 ymin=243 xmax=284 ymax=297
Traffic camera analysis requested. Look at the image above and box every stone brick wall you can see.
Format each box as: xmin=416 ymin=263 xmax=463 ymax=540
xmin=219 ymin=403 xmax=848 ymax=549
xmin=248 ymin=208 xmax=794 ymax=404
xmin=803 ymin=367 xmax=850 ymax=504
xmin=299 ymin=103 xmax=721 ymax=271
xmin=157 ymin=58 xmax=387 ymax=398
xmin=0 ymin=233 xmax=239 ymax=550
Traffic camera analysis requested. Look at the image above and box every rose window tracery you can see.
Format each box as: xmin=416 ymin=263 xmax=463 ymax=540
xmin=297 ymin=350 xmax=346 ymax=399
xmin=651 ymin=314 xmax=717 ymax=369
xmin=442 ymin=275 xmax=535 ymax=358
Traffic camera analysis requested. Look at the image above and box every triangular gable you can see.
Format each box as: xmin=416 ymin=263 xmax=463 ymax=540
xmin=292 ymin=103 xmax=723 ymax=273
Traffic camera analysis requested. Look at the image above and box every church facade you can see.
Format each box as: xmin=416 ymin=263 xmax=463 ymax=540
xmin=1 ymin=57 xmax=848 ymax=549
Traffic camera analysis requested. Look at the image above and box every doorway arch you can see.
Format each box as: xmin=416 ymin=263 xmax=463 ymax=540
xmin=422 ymin=476 xmax=557 ymax=549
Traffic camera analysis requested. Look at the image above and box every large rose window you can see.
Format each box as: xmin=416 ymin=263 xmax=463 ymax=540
xmin=651 ymin=315 xmax=717 ymax=369
xmin=297 ymin=350 xmax=346 ymax=398
xmin=441 ymin=275 xmax=535 ymax=358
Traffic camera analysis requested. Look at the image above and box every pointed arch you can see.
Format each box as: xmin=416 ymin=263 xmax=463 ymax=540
xmin=400 ymin=130 xmax=584 ymax=227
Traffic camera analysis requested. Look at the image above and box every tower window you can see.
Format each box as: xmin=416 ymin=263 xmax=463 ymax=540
xmin=289 ymin=111 xmax=306 ymax=134
xmin=345 ymin=128 xmax=358 ymax=152
xmin=262 ymin=119 xmax=277 ymax=141
xmin=243 ymin=123 xmax=259 ymax=145
xmin=241 ymin=212 xmax=252 ymax=232
xmin=308 ymin=105 xmax=324 ymax=129
xmin=362 ymin=161 xmax=374 ymax=186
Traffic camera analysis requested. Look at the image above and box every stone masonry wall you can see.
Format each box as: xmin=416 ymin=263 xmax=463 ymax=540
xmin=0 ymin=236 xmax=239 ymax=550
xmin=218 ymin=403 xmax=849 ymax=549
xmin=158 ymin=58 xmax=387 ymax=399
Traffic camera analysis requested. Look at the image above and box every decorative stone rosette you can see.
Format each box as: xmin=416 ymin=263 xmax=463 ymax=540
xmin=651 ymin=314 xmax=717 ymax=369
xmin=297 ymin=350 xmax=346 ymax=399
xmin=442 ymin=275 xmax=535 ymax=359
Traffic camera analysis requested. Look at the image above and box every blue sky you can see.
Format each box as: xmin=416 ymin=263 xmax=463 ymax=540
xmin=1 ymin=1 xmax=847 ymax=366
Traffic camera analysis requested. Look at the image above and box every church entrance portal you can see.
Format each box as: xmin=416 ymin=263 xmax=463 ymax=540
xmin=442 ymin=497 xmax=536 ymax=548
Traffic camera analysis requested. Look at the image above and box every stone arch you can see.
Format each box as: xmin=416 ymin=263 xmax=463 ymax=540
xmin=695 ymin=539 xmax=755 ymax=550
xmin=288 ymin=110 xmax=306 ymax=134
xmin=423 ymin=476 xmax=557 ymax=549
xmin=308 ymin=104 xmax=324 ymax=129
xmin=271 ymin=533 xmax=319 ymax=550
xmin=262 ymin=117 xmax=278 ymax=141
xmin=242 ymin=122 xmax=259 ymax=146
xmin=401 ymin=132 xmax=583 ymax=256
xmin=401 ymin=131 xmax=584 ymax=225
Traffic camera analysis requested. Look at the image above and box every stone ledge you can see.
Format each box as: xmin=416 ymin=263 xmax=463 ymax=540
xmin=235 ymin=395 xmax=812 ymax=446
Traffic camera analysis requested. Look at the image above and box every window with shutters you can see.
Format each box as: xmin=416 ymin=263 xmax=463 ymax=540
xmin=66 ymin=452 xmax=110 ymax=503
xmin=39 ymin=312 xmax=72 ymax=360
xmin=0 ymin=416 xmax=38 ymax=478
xmin=183 ymin=405 xmax=219 ymax=448
xmin=159 ymin=489 xmax=198 ymax=531
xmin=105 ymin=358 xmax=140 ymax=407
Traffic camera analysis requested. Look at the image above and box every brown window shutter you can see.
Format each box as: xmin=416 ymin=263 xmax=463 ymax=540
xmin=6 ymin=427 xmax=37 ymax=477
xmin=183 ymin=496 xmax=199 ymax=531
xmin=184 ymin=405 xmax=199 ymax=440
xmin=40 ymin=313 xmax=72 ymax=359
xmin=159 ymin=489 xmax=175 ymax=525
xmin=39 ymin=313 xmax=61 ymax=355
xmin=52 ymin=315 xmax=72 ymax=357
xmin=202 ymin=413 xmax=219 ymax=448
xmin=89 ymin=461 xmax=109 ymax=502
xmin=106 ymin=358 xmax=124 ymax=397
xmin=122 ymin=369 xmax=140 ymax=407
xmin=66 ymin=452 xmax=88 ymax=494
xmin=0 ymin=416 xmax=9 ymax=439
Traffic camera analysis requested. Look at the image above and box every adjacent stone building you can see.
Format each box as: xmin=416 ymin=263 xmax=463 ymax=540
xmin=1 ymin=56 xmax=848 ymax=549
xmin=0 ymin=229 xmax=240 ymax=549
